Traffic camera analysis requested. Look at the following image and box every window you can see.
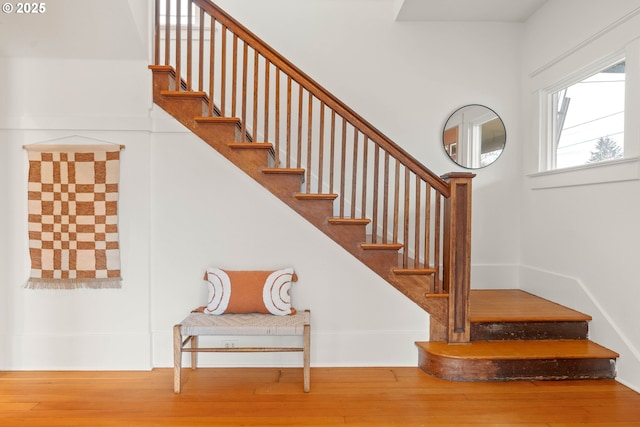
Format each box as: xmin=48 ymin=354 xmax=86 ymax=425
xmin=545 ymin=58 xmax=626 ymax=170
xmin=158 ymin=0 xmax=205 ymax=28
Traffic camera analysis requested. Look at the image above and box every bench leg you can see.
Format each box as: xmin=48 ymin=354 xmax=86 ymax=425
xmin=303 ymin=323 xmax=310 ymax=393
xmin=173 ymin=324 xmax=182 ymax=393
xmin=191 ymin=335 xmax=198 ymax=369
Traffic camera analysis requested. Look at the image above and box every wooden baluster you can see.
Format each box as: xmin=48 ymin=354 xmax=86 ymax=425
xmin=286 ymin=76 xmax=292 ymax=168
xmin=434 ymin=193 xmax=441 ymax=293
xmin=297 ymin=86 xmax=303 ymax=168
xmin=241 ymin=41 xmax=248 ymax=141
xmin=382 ymin=152 xmax=389 ymax=244
xmin=264 ymin=59 xmax=270 ymax=144
xmin=317 ymin=102 xmax=325 ymax=193
xmin=175 ymin=0 xmax=181 ymax=87
xmin=392 ymin=159 xmax=400 ymax=244
xmin=424 ymin=182 xmax=432 ymax=270
xmin=231 ymin=34 xmax=238 ymax=117
xmin=442 ymin=172 xmax=475 ymax=343
xmin=414 ymin=175 xmax=421 ymax=269
xmin=372 ymin=146 xmax=380 ymax=244
xmin=186 ymin=0 xmax=192 ymax=91
xmin=329 ymin=111 xmax=336 ymax=194
xmin=253 ymin=49 xmax=259 ymax=142
xmin=208 ymin=17 xmax=215 ymax=116
xmin=361 ymin=136 xmax=368 ymax=220
xmin=351 ymin=130 xmax=359 ymax=219
xmin=306 ymin=93 xmax=313 ymax=193
xmin=198 ymin=8 xmax=204 ymax=92
xmin=339 ymin=120 xmax=347 ymax=217
xmin=403 ymin=168 xmax=410 ymax=268
xmin=220 ymin=24 xmax=227 ymax=115
xmin=154 ymin=0 xmax=160 ymax=64
xmin=164 ymin=0 xmax=170 ymax=66
xmin=274 ymin=68 xmax=281 ymax=166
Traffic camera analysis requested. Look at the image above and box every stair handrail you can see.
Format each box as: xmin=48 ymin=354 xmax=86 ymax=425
xmin=165 ymin=0 xmax=451 ymax=197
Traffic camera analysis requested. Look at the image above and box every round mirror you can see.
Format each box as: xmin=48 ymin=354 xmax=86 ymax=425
xmin=443 ymin=104 xmax=506 ymax=169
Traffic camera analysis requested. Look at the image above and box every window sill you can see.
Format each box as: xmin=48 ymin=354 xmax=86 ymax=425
xmin=527 ymin=156 xmax=640 ymax=189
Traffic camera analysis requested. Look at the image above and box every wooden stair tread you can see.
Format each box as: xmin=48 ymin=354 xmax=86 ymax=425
xmin=328 ymin=218 xmax=371 ymax=225
xmin=469 ymin=289 xmax=592 ymax=323
xmin=392 ymin=268 xmax=436 ymax=275
xmin=416 ymin=340 xmax=619 ymax=360
xmin=149 ymin=64 xmax=174 ymax=72
xmin=195 ymin=116 xmax=239 ymax=124
xmin=262 ymin=168 xmax=305 ymax=175
xmin=160 ymin=90 xmax=207 ymax=98
xmin=228 ymin=142 xmax=273 ymax=149
xmin=361 ymin=243 xmax=403 ymax=250
xmin=294 ymin=193 xmax=338 ymax=200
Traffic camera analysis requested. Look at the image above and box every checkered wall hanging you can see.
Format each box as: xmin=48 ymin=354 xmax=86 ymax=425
xmin=24 ymin=144 xmax=123 ymax=289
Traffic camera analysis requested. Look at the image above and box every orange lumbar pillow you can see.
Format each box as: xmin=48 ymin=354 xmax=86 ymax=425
xmin=203 ymin=267 xmax=297 ymax=315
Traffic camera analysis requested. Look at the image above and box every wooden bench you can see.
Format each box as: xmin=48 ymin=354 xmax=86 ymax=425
xmin=173 ymin=310 xmax=311 ymax=393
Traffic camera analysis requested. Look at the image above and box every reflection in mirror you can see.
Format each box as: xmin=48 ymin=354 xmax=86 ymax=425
xmin=443 ymin=104 xmax=506 ymax=169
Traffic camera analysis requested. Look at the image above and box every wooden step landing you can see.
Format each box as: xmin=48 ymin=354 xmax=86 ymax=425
xmin=469 ymin=290 xmax=591 ymax=341
xmin=470 ymin=289 xmax=591 ymax=322
xmin=417 ymin=340 xmax=618 ymax=382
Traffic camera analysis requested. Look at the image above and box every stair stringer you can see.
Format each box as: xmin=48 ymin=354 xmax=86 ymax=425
xmin=150 ymin=66 xmax=438 ymax=315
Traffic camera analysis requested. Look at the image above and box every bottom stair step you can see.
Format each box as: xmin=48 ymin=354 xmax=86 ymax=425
xmin=416 ymin=340 xmax=619 ymax=382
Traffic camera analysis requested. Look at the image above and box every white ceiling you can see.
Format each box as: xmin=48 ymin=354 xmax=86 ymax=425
xmin=395 ymin=0 xmax=548 ymax=22
xmin=0 ymin=0 xmax=548 ymax=60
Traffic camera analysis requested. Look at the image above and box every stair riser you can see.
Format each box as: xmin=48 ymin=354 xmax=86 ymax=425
xmin=359 ymin=250 xmax=404 ymax=278
xmin=261 ymin=174 xmax=304 ymax=199
xmin=471 ymin=321 xmax=589 ymax=341
xmin=190 ymin=125 xmax=271 ymax=177
xmin=156 ymin=97 xmax=208 ymax=129
xmin=418 ymin=351 xmax=616 ymax=382
xmin=323 ymin=225 xmax=368 ymax=252
xmin=150 ymin=67 xmax=177 ymax=97
xmin=195 ymin=122 xmax=242 ymax=145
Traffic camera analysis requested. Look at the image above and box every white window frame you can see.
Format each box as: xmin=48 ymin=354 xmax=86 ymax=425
xmin=540 ymin=51 xmax=626 ymax=171
xmin=529 ymin=40 xmax=640 ymax=189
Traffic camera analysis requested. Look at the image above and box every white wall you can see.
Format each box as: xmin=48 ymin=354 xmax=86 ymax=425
xmin=521 ymin=0 xmax=640 ymax=390
xmin=0 ymin=59 xmax=8 ymax=364
xmin=1 ymin=0 xmax=522 ymax=370
xmin=0 ymin=57 xmax=154 ymax=369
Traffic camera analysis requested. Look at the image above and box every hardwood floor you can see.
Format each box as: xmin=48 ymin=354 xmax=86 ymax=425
xmin=1 ymin=368 xmax=640 ymax=426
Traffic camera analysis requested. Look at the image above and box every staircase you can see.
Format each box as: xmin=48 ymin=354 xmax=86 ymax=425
xmin=150 ymin=0 xmax=618 ymax=381
xmin=417 ymin=290 xmax=618 ymax=381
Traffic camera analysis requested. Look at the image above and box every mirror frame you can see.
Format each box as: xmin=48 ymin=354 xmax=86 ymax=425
xmin=442 ymin=104 xmax=506 ymax=169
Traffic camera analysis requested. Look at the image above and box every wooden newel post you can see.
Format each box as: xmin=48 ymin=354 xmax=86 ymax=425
xmin=442 ymin=172 xmax=475 ymax=343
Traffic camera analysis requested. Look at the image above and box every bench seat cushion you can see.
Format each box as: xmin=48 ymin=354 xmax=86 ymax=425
xmin=180 ymin=311 xmax=310 ymax=336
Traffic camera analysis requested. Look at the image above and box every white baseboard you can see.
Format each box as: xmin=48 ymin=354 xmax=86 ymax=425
xmin=1 ymin=333 xmax=152 ymax=370
xmin=519 ymin=265 xmax=640 ymax=393
xmin=152 ymin=329 xmax=428 ymax=368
